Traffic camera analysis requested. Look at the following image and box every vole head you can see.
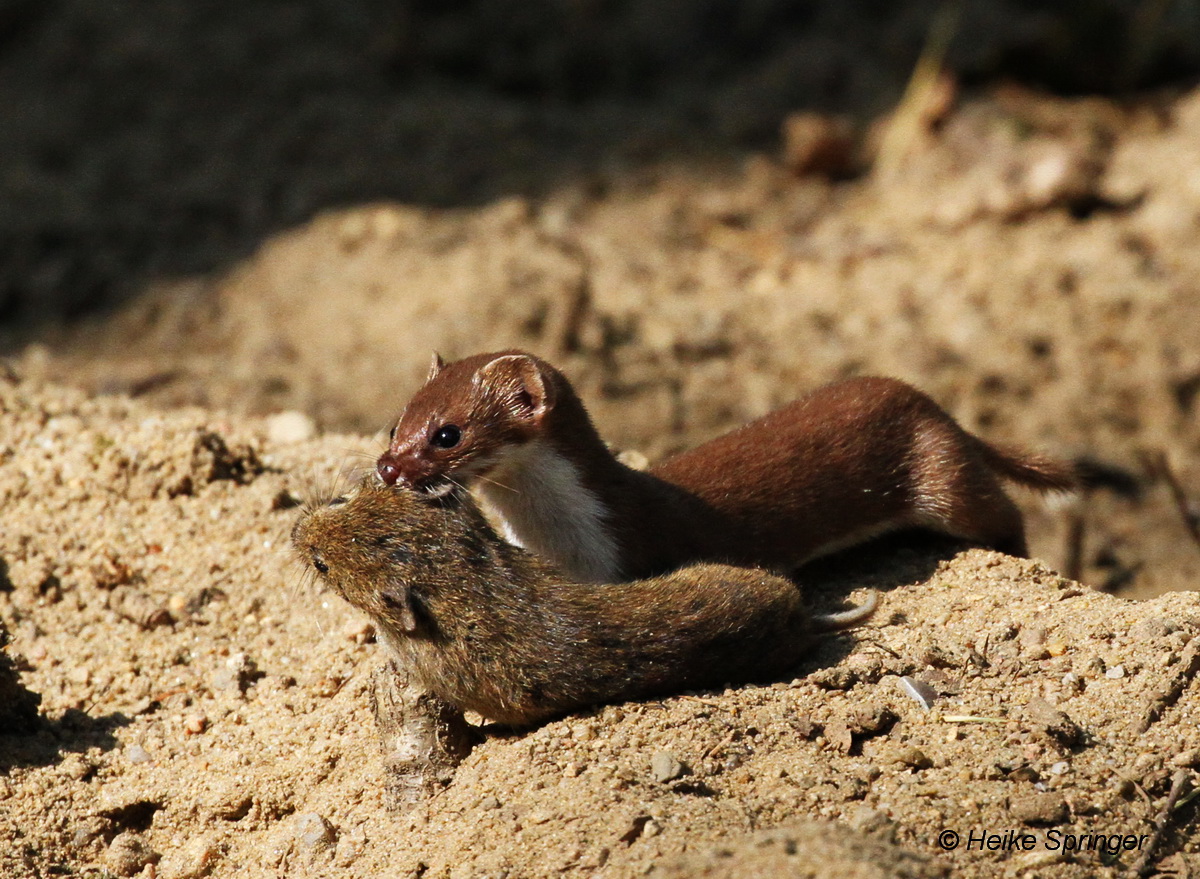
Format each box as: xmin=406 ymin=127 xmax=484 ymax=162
xmin=291 ymin=478 xmax=499 ymax=637
xmin=377 ymin=350 xmax=556 ymax=495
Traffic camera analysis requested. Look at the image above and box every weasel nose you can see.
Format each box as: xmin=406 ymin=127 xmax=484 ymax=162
xmin=377 ymin=455 xmax=402 ymax=486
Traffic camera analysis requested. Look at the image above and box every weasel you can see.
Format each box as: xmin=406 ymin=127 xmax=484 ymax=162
xmin=291 ymin=477 xmax=876 ymax=727
xmin=377 ymin=351 xmax=1076 ymax=582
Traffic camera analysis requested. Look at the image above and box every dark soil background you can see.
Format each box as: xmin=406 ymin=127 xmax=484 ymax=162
xmin=3 ymin=1 xmax=1199 ymax=327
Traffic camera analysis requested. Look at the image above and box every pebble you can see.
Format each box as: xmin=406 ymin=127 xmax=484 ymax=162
xmin=479 ymin=796 xmax=501 ymax=810
xmin=1105 ymin=664 xmax=1126 ymax=679
xmin=1130 ymin=618 xmax=1178 ymax=640
xmin=212 ymin=653 xmax=259 ymax=694
xmin=333 ymin=832 xmax=365 ymax=868
xmin=1171 ymin=750 xmax=1199 ymax=768
xmin=650 ymin=751 xmax=684 ymax=783
xmin=341 ymin=617 xmax=375 ymax=644
xmin=1021 ymin=697 xmax=1082 ymax=746
xmin=157 ymin=837 xmax=218 ymax=879
xmin=105 ymin=832 xmax=160 ymax=877
xmin=182 ymin=713 xmax=208 ymax=735
xmin=71 ymin=816 xmax=109 ymax=848
xmin=265 ymin=411 xmax=316 ymax=445
xmin=849 ymin=705 xmax=896 ymax=736
xmin=1010 ymin=793 xmax=1069 ymax=825
xmin=1060 ymin=672 xmax=1084 ymax=695
xmin=894 ymin=747 xmax=933 ymax=770
xmin=294 ymin=813 xmax=336 ymax=852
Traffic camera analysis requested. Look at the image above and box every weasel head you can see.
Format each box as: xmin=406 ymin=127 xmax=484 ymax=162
xmin=377 ymin=351 xmax=557 ymax=496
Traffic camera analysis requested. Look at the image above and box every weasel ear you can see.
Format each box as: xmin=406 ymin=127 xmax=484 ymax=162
xmin=380 ymin=585 xmax=419 ymax=634
xmin=474 ymin=354 xmax=555 ymax=424
xmin=426 ymin=352 xmax=446 ymax=383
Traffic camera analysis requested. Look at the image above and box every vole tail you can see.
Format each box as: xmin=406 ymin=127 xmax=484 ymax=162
xmin=813 ymin=590 xmax=878 ymax=631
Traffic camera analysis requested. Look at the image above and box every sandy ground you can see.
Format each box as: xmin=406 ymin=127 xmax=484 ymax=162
xmin=4 ymin=3 xmax=1200 ymax=877
xmin=2 ymin=376 xmax=1200 ymax=878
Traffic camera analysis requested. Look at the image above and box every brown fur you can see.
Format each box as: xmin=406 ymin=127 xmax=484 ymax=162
xmin=378 ymin=351 xmax=1077 ymax=581
xmin=291 ymin=478 xmax=874 ymax=727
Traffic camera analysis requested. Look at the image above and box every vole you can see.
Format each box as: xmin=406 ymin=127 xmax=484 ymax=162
xmin=377 ymin=352 xmax=1076 ymax=583
xmin=291 ymin=477 xmax=876 ymax=727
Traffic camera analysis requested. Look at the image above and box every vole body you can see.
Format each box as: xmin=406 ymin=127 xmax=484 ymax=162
xmin=291 ymin=478 xmax=875 ymax=727
xmin=378 ymin=352 xmax=1076 ymax=583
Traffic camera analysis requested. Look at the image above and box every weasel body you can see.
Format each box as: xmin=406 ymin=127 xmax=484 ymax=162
xmin=292 ymin=478 xmax=875 ymax=727
xmin=377 ymin=352 xmax=1075 ymax=582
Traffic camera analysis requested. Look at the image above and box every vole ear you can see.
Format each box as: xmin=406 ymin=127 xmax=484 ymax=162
xmin=426 ymin=352 xmax=446 ymax=383
xmin=474 ymin=354 xmax=555 ymax=424
xmin=380 ymin=585 xmax=418 ymax=634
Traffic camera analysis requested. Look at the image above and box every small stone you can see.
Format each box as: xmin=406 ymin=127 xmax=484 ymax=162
xmin=183 ymin=714 xmax=208 ymax=735
xmin=265 ymin=411 xmax=315 ymax=445
xmin=60 ymin=754 xmax=93 ymax=780
xmin=1130 ymin=618 xmax=1178 ymax=640
xmin=1049 ymin=761 xmax=1070 ymax=776
xmin=294 ymin=813 xmax=336 ymax=852
xmin=1021 ymin=697 xmax=1082 ymax=746
xmin=824 ymin=720 xmax=855 ymax=754
xmin=71 ymin=816 xmax=109 ymax=848
xmin=341 ymin=617 xmax=375 ymax=644
xmin=105 ymin=832 xmax=160 ymax=877
xmin=212 ymin=653 xmax=260 ymax=694
xmin=1010 ymin=793 xmax=1069 ymax=826
xmin=849 ymin=705 xmax=896 ymax=736
xmin=158 ymin=837 xmax=218 ymax=879
xmin=650 ymin=751 xmax=685 ymax=783
xmin=846 ymin=806 xmax=889 ymax=834
xmin=563 ymin=761 xmax=584 ymax=778
xmin=894 ymin=746 xmax=933 ymax=770
xmin=1171 ymin=750 xmax=1200 ymax=768
xmin=333 ymin=832 xmax=365 ymax=868
xmin=312 ymin=676 xmax=342 ymax=697
xmin=1060 ymin=672 xmax=1083 ymax=695
xmin=1105 ymin=665 xmax=1126 ymax=679
xmin=808 ymin=666 xmax=859 ymax=690
xmin=479 ymin=796 xmax=500 ymax=810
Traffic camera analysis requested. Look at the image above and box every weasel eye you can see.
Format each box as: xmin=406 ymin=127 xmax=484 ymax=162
xmin=430 ymin=424 xmax=461 ymax=449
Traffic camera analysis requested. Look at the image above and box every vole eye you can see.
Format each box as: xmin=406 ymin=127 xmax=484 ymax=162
xmin=311 ymin=554 xmax=329 ymax=574
xmin=430 ymin=424 xmax=461 ymax=449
